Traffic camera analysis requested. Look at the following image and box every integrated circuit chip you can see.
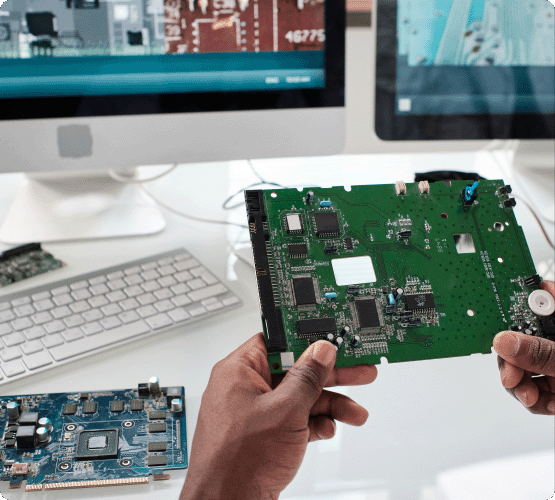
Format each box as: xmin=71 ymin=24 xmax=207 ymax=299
xmin=75 ymin=429 xmax=119 ymax=460
xmin=353 ymin=298 xmax=382 ymax=331
xmin=293 ymin=277 xmax=317 ymax=306
xmin=314 ymin=211 xmax=340 ymax=236
xmin=297 ymin=317 xmax=337 ymax=338
xmin=110 ymin=400 xmax=125 ymax=413
xmin=19 ymin=412 xmax=39 ymax=426
xmin=130 ymin=399 xmax=144 ymax=411
xmin=83 ymin=401 xmax=98 ymax=414
xmin=148 ymin=423 xmax=167 ymax=433
xmin=148 ymin=441 xmax=167 ymax=452
xmin=147 ymin=455 xmax=167 ymax=467
xmin=404 ymin=293 xmax=436 ymax=311
xmin=148 ymin=410 xmax=167 ymax=421
xmin=62 ymin=403 xmax=77 ymax=415
xmin=288 ymin=243 xmax=308 ymax=258
xmin=285 ymin=213 xmax=303 ymax=234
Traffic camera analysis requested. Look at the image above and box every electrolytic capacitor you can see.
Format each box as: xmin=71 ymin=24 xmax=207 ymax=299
xmin=306 ymin=191 xmax=315 ymax=204
xmin=326 ymin=333 xmax=335 ymax=342
xmin=36 ymin=427 xmax=49 ymax=444
xmin=171 ymin=398 xmax=183 ymax=413
xmin=388 ymin=294 xmax=396 ymax=305
xmin=396 ymin=287 xmax=404 ymax=297
xmin=38 ymin=417 xmax=52 ymax=432
xmin=335 ymin=337 xmax=344 ymax=348
xmin=7 ymin=401 xmax=19 ymax=420
xmin=350 ymin=335 xmax=361 ymax=347
xmin=148 ymin=376 xmax=160 ymax=394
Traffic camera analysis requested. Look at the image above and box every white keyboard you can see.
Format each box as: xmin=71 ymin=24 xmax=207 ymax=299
xmin=0 ymin=249 xmax=241 ymax=386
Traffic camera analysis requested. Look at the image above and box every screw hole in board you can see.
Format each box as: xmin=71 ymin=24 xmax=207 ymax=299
xmin=271 ymin=192 xmax=277 ymax=198
xmin=441 ymin=212 xmax=448 ymax=218
xmin=494 ymin=222 xmax=504 ymax=231
xmin=467 ymin=309 xmax=475 ymax=316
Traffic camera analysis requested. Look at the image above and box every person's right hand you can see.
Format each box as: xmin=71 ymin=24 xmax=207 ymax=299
xmin=493 ymin=281 xmax=555 ymax=415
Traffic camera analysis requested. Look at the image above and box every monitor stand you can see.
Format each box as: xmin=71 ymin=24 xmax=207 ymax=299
xmin=0 ymin=171 xmax=166 ymax=244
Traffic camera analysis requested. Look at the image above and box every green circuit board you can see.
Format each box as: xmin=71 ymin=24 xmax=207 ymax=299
xmin=245 ymin=180 xmax=551 ymax=374
xmin=0 ymin=380 xmax=186 ymax=492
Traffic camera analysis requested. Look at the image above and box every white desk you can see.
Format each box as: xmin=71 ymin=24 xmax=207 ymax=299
xmin=0 ymin=153 xmax=553 ymax=500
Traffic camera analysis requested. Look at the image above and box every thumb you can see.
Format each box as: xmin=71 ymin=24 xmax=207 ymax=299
xmin=274 ymin=341 xmax=337 ymax=414
xmin=493 ymin=331 xmax=555 ymax=377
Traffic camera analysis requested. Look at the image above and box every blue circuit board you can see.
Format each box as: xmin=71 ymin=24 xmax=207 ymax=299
xmin=0 ymin=380 xmax=187 ymax=493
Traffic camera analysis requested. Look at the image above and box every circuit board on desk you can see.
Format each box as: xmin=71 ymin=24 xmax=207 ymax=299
xmin=245 ymin=180 xmax=553 ymax=374
xmin=0 ymin=379 xmax=186 ymax=492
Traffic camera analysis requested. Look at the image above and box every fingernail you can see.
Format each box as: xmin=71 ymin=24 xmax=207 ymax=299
xmin=312 ymin=341 xmax=336 ymax=368
xmin=515 ymin=389 xmax=529 ymax=407
xmin=548 ymin=401 xmax=555 ymax=414
xmin=494 ymin=332 xmax=520 ymax=356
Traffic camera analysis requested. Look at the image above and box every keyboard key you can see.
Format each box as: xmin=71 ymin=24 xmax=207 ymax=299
xmin=107 ymin=278 xmax=126 ymax=291
xmin=145 ymin=313 xmax=173 ymax=329
xmin=101 ymin=304 xmax=122 ymax=316
xmin=154 ymin=288 xmax=173 ymax=300
xmin=0 ymin=323 xmax=12 ymax=336
xmin=187 ymin=278 xmax=206 ymax=290
xmin=158 ymin=256 xmax=175 ymax=266
xmin=124 ymin=266 xmax=141 ymax=275
xmin=206 ymin=302 xmax=224 ymax=311
xmin=62 ymin=328 xmax=84 ymax=342
xmin=2 ymin=360 xmax=25 ymax=377
xmin=44 ymin=320 xmax=66 ymax=334
xmin=31 ymin=311 xmax=53 ymax=325
xmin=202 ymin=297 xmax=219 ymax=306
xmin=223 ymin=296 xmax=240 ymax=306
xmin=170 ymin=283 xmax=190 ymax=295
xmin=70 ymin=280 xmax=88 ymax=290
xmin=171 ymin=294 xmax=192 ymax=307
xmin=90 ymin=284 xmax=110 ymax=296
xmin=188 ymin=283 xmax=228 ymax=302
xmin=14 ymin=304 xmax=35 ymax=317
xmin=124 ymin=274 xmax=143 ymax=286
xmin=23 ymin=351 xmax=52 ymax=370
xmin=63 ymin=314 xmax=85 ymax=328
xmin=189 ymin=306 xmax=208 ymax=317
xmin=107 ymin=290 xmax=127 ymax=303
xmin=174 ymin=258 xmax=199 ymax=271
xmin=4 ymin=332 xmax=25 ymax=347
xmin=82 ymin=309 xmax=104 ymax=322
xmin=119 ymin=298 xmax=140 ymax=311
xmin=137 ymin=305 xmax=157 ymax=318
xmin=33 ymin=298 xmax=55 ymax=311
xmin=71 ymin=289 xmax=92 ymax=301
xmin=51 ymin=306 xmax=72 ymax=319
xmin=100 ymin=316 xmax=122 ymax=330
xmin=11 ymin=317 xmax=33 ymax=331
xmin=1 ymin=347 xmax=22 ymax=361
xmin=190 ymin=266 xmax=205 ymax=277
xmin=23 ymin=326 xmax=45 ymax=341
xmin=53 ymin=294 xmax=73 ymax=306
xmin=137 ymin=293 xmax=157 ymax=306
xmin=89 ymin=295 xmax=109 ymax=308
xmin=106 ymin=271 xmax=124 ymax=280
xmin=157 ymin=265 xmax=175 ymax=276
xmin=0 ymin=302 xmax=10 ymax=311
xmin=82 ymin=322 xmax=103 ymax=336
xmin=42 ymin=334 xmax=64 ymax=348
xmin=69 ymin=301 xmax=90 ymax=314
xmin=141 ymin=270 xmax=161 ymax=281
xmin=12 ymin=296 xmax=31 ymax=307
xmin=201 ymin=272 xmax=219 ymax=285
xmin=51 ymin=285 xmax=70 ymax=295
xmin=167 ymin=308 xmax=190 ymax=322
xmin=124 ymin=285 xmax=143 ymax=298
xmin=119 ymin=310 xmax=140 ymax=324
xmin=31 ymin=291 xmax=51 ymax=301
xmin=141 ymin=261 xmax=158 ymax=271
xmin=89 ymin=275 xmax=107 ymax=285
xmin=174 ymin=271 xmax=193 ymax=283
xmin=0 ymin=310 xmax=15 ymax=323
xmin=22 ymin=340 xmax=43 ymax=355
xmin=158 ymin=276 xmax=178 ymax=288
xmin=154 ymin=300 xmax=174 ymax=313
xmin=141 ymin=280 xmax=160 ymax=292
xmin=49 ymin=320 xmax=150 ymax=361
xmin=174 ymin=252 xmax=191 ymax=261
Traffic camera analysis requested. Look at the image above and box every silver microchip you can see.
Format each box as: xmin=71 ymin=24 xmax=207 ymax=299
xmin=286 ymin=213 xmax=302 ymax=232
xmin=88 ymin=436 xmax=107 ymax=449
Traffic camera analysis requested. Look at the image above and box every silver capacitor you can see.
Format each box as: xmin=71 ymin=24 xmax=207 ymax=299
xmin=148 ymin=376 xmax=160 ymax=394
xmin=171 ymin=398 xmax=183 ymax=413
xmin=38 ymin=417 xmax=52 ymax=432
xmin=6 ymin=401 xmax=19 ymax=420
xmin=36 ymin=427 xmax=49 ymax=444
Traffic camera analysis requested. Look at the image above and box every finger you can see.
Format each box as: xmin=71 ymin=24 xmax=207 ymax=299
xmin=539 ymin=280 xmax=555 ymax=298
xmin=310 ymin=389 xmax=369 ymax=426
xmin=325 ymin=364 xmax=378 ymax=387
xmin=493 ymin=331 xmax=555 ymax=377
xmin=226 ymin=332 xmax=272 ymax=386
xmin=274 ymin=341 xmax=337 ymax=414
xmin=507 ymin=383 xmax=555 ymax=416
xmin=497 ymin=355 xmax=525 ymax=388
xmin=308 ymin=415 xmax=336 ymax=442
xmin=509 ymin=373 xmax=540 ymax=408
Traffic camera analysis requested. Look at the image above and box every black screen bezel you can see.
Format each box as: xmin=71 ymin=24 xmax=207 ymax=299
xmin=0 ymin=0 xmax=345 ymax=121
xmin=375 ymin=0 xmax=555 ymax=141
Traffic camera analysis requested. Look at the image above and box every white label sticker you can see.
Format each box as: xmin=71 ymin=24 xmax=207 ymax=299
xmin=331 ymin=256 xmax=377 ymax=286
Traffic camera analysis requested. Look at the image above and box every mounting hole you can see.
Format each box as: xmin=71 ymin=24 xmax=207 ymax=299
xmin=123 ymin=421 xmax=135 ymax=428
xmin=467 ymin=309 xmax=475 ymax=316
xmin=59 ymin=462 xmax=71 ymax=471
xmin=494 ymin=222 xmax=504 ymax=231
xmin=65 ymin=424 xmax=77 ymax=431
xmin=440 ymin=212 xmax=448 ymax=219
xmin=488 ymin=227 xmax=492 ymax=231
xmin=497 ymin=257 xmax=504 ymax=263
xmin=120 ymin=459 xmax=132 ymax=467
xmin=272 ymin=362 xmax=280 ymax=370
xmin=270 ymin=192 xmax=277 ymax=198
xmin=505 ymin=222 xmax=510 ymax=226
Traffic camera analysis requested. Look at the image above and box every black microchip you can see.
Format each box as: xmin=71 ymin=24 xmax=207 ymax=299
xmin=355 ymin=299 xmax=381 ymax=329
xmin=347 ymin=286 xmax=361 ymax=295
xmin=83 ymin=401 xmax=97 ymax=414
xmin=130 ymin=399 xmax=144 ymax=411
xmin=293 ymin=277 xmax=317 ymax=305
xmin=15 ymin=426 xmax=35 ymax=449
xmin=75 ymin=429 xmax=119 ymax=460
xmin=288 ymin=243 xmax=308 ymax=258
xmin=110 ymin=400 xmax=125 ymax=413
xmin=147 ymin=441 xmax=167 ymax=452
xmin=148 ymin=423 xmax=167 ymax=433
xmin=148 ymin=410 xmax=167 ymax=420
xmin=19 ymin=412 xmax=39 ymax=426
xmin=5 ymin=432 xmax=15 ymax=440
xmin=314 ymin=211 xmax=340 ymax=236
xmin=324 ymin=245 xmax=337 ymax=254
xmin=385 ymin=305 xmax=398 ymax=314
xmin=80 ymin=392 xmax=89 ymax=400
xmin=8 ymin=426 xmax=18 ymax=433
xmin=344 ymin=237 xmax=353 ymax=250
xmin=297 ymin=318 xmax=337 ymax=337
xmin=404 ymin=293 xmax=436 ymax=310
xmin=62 ymin=403 xmax=77 ymax=415
xmin=138 ymin=383 xmax=149 ymax=397
xmin=147 ymin=455 xmax=167 ymax=466
xmin=5 ymin=439 xmax=15 ymax=448
xmin=166 ymin=387 xmax=181 ymax=407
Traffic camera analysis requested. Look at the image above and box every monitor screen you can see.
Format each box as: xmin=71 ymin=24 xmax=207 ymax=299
xmin=375 ymin=0 xmax=555 ymax=140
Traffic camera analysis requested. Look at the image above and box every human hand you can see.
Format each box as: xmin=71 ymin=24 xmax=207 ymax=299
xmin=493 ymin=281 xmax=555 ymax=415
xmin=179 ymin=332 xmax=378 ymax=500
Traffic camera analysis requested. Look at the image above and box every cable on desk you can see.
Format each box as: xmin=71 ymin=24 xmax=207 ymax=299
xmin=108 ymin=164 xmax=180 ymax=184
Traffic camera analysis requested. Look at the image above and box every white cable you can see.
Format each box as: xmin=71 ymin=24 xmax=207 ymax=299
xmin=108 ymin=164 xmax=180 ymax=184
xmin=510 ymin=193 xmax=555 ymax=250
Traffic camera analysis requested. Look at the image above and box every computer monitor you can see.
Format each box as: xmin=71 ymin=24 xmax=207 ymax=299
xmin=0 ymin=0 xmax=345 ymax=243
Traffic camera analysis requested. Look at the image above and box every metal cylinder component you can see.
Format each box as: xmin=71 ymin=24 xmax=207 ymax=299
xmin=36 ymin=427 xmax=49 ymax=444
xmin=171 ymin=398 xmax=183 ymax=413
xmin=6 ymin=401 xmax=19 ymax=420
xmin=148 ymin=376 xmax=160 ymax=393
xmin=38 ymin=417 xmax=52 ymax=431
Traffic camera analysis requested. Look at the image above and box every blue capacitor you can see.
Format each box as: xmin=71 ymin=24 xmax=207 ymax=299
xmin=325 ymin=292 xmax=338 ymax=299
xmin=388 ymin=293 xmax=396 ymax=305
xmin=319 ymin=200 xmax=332 ymax=207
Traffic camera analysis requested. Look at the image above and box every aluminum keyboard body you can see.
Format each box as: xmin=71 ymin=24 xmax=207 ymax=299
xmin=0 ymin=249 xmax=241 ymax=386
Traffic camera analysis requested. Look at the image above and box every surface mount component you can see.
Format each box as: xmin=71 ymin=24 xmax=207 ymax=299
xmin=0 ymin=380 xmax=187 ymax=491
xmin=245 ymin=181 xmax=547 ymax=374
